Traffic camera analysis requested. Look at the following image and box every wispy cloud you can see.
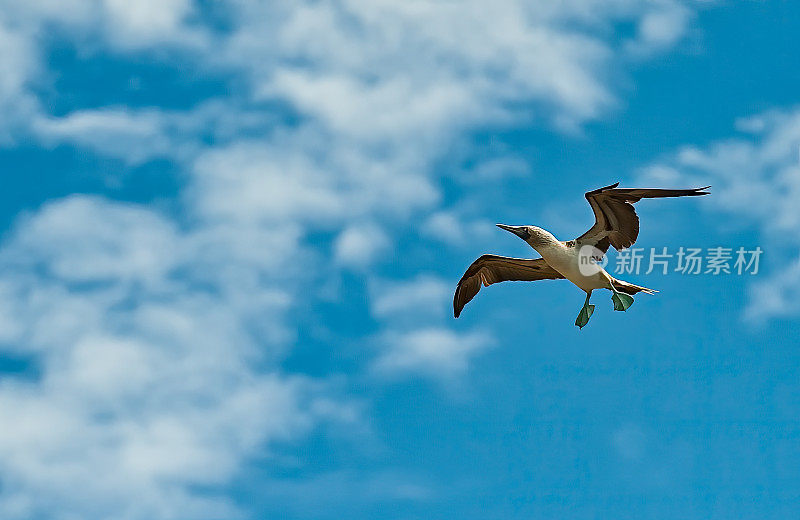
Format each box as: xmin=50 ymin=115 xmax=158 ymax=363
xmin=370 ymin=275 xmax=451 ymax=320
xmin=367 ymin=275 xmax=493 ymax=378
xmin=0 ymin=196 xmax=354 ymax=518
xmin=639 ymin=107 xmax=800 ymax=321
xmin=373 ymin=328 xmax=493 ymax=377
xmin=334 ymin=223 xmax=391 ymax=269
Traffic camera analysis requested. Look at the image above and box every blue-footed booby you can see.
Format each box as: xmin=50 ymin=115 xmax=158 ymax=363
xmin=453 ymin=183 xmax=710 ymax=328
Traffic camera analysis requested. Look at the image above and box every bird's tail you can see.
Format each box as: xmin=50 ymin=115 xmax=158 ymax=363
xmin=611 ymin=278 xmax=658 ymax=295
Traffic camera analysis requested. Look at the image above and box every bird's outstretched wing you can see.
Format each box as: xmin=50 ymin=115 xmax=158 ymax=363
xmin=454 ymin=255 xmax=563 ymax=318
xmin=576 ymin=182 xmax=710 ymax=253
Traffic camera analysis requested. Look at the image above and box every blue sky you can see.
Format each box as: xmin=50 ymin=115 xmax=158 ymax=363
xmin=0 ymin=1 xmax=798 ymax=519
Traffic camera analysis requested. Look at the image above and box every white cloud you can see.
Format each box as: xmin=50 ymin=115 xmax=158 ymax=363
xmin=9 ymin=0 xmax=707 ymax=229
xmin=745 ymin=256 xmax=800 ymax=322
xmin=0 ymin=19 xmax=40 ymax=142
xmin=7 ymin=196 xmax=180 ymax=285
xmin=367 ymin=274 xmax=492 ymax=378
xmin=235 ymin=0 xmax=656 ymax=135
xmin=0 ymin=371 xmax=316 ymax=519
xmin=264 ymin=70 xmax=479 ymax=145
xmin=101 ymin=0 xmax=198 ymax=46
xmin=334 ymin=223 xmax=391 ymax=269
xmin=373 ymin=328 xmax=492 ymax=377
xmin=421 ymin=211 xmax=495 ymax=247
xmin=641 ymin=109 xmax=800 ymax=236
xmin=186 ymin=129 xmax=440 ymax=227
xmin=33 ymin=109 xmax=177 ymax=165
xmin=370 ymin=275 xmax=450 ymax=320
xmin=29 ymin=101 xmax=269 ymax=165
xmin=639 ymin=107 xmax=800 ymax=321
xmin=466 ymin=156 xmax=532 ymax=182
xmin=10 ymin=0 xmax=703 ymax=151
xmin=625 ymin=3 xmax=693 ymax=56
xmin=5 ymin=0 xmax=208 ymax=51
xmin=190 ymin=137 xmax=344 ymax=225
xmin=0 ymin=196 xmax=349 ymax=518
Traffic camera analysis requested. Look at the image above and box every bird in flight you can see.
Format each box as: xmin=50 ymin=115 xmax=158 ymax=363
xmin=453 ymin=183 xmax=710 ymax=328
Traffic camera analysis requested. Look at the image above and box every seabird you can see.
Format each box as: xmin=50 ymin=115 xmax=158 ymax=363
xmin=453 ymin=182 xmax=710 ymax=328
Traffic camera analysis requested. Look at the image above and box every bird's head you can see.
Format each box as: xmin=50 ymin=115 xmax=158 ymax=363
xmin=496 ymin=224 xmax=555 ymax=249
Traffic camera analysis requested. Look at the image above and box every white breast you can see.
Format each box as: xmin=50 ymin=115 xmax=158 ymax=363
xmin=538 ymin=242 xmax=610 ymax=292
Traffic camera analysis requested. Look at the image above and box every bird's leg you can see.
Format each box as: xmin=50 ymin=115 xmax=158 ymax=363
xmin=575 ymin=291 xmax=595 ymax=329
xmin=609 ymin=280 xmax=634 ymax=311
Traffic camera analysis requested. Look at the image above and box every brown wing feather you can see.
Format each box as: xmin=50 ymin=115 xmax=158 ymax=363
xmin=453 ymin=255 xmax=563 ymax=318
xmin=577 ymin=183 xmax=710 ymax=252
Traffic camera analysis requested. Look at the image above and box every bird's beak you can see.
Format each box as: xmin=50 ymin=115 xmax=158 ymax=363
xmin=496 ymin=224 xmax=530 ymax=240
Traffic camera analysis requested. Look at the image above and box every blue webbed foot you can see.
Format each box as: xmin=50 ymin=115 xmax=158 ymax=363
xmin=612 ymin=292 xmax=634 ymax=311
xmin=575 ymin=303 xmax=595 ymax=328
